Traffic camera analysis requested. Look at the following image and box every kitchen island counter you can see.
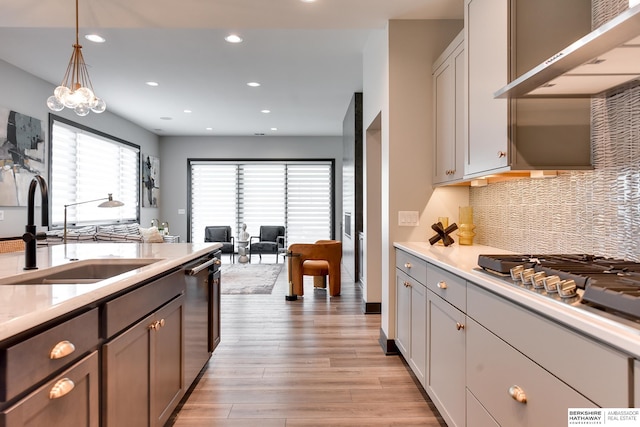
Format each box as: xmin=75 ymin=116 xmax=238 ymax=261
xmin=394 ymin=242 xmax=640 ymax=358
xmin=0 ymin=242 xmax=221 ymax=342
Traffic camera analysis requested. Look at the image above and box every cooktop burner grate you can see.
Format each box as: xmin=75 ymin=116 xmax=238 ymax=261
xmin=477 ymin=254 xmax=640 ymax=322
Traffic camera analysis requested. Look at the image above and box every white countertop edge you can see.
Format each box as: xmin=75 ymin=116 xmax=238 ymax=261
xmin=0 ymin=242 xmax=222 ymax=342
xmin=394 ymin=242 xmax=640 ymax=358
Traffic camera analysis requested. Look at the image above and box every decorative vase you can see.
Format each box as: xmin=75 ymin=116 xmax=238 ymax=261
xmin=457 ymin=206 xmax=476 ymax=245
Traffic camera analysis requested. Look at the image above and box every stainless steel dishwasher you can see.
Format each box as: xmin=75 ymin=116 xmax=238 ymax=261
xmin=183 ymin=249 xmax=221 ymax=386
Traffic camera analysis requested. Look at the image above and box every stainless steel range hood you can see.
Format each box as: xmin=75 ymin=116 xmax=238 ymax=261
xmin=495 ymin=4 xmax=640 ymax=99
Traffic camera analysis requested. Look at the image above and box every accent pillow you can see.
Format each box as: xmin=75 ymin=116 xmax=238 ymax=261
xmin=139 ymin=226 xmax=165 ymax=243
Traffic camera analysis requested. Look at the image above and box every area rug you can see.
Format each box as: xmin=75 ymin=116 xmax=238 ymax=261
xmin=220 ymin=263 xmax=283 ymax=295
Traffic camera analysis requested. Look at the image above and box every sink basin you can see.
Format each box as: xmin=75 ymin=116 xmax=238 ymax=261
xmin=0 ymin=258 xmax=160 ymax=285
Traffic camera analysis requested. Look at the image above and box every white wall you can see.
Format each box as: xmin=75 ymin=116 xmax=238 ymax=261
xmin=0 ymin=59 xmax=160 ymax=238
xmin=363 ymin=20 xmax=468 ymax=344
xmin=158 ymin=135 xmax=343 ymax=242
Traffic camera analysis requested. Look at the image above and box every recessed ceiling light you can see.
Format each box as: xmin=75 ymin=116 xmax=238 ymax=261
xmin=261 ymin=109 xmax=271 ymax=114
xmin=300 ymin=0 xmax=317 ymax=3
xmin=247 ymin=82 xmax=261 ymax=87
xmin=184 ymin=109 xmax=192 ymax=114
xmin=271 ymin=127 xmax=278 ymax=131
xmin=85 ymin=34 xmax=105 ymax=43
xmin=225 ymin=34 xmax=243 ymax=43
xmin=206 ymin=127 xmax=213 ymax=131
xmin=146 ymin=81 xmax=159 ymax=87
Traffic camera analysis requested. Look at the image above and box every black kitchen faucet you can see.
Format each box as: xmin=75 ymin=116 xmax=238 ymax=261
xmin=22 ymin=175 xmax=49 ymax=270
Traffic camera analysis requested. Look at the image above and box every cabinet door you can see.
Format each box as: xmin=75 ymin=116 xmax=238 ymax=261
xmin=103 ymin=295 xmax=184 ymax=427
xmin=1 ymin=351 xmax=99 ymax=427
xmin=151 ymin=296 xmax=184 ymax=427
xmin=395 ymin=270 xmax=412 ymax=359
xmin=103 ymin=312 xmax=153 ymax=427
xmin=434 ymin=56 xmax=455 ymax=183
xmin=464 ymin=0 xmax=509 ymax=176
xmin=409 ymin=280 xmax=427 ymax=387
xmin=427 ymin=291 xmax=465 ymax=427
xmin=433 ymin=39 xmax=465 ymax=184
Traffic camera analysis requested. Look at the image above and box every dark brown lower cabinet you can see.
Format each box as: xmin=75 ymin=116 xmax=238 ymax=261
xmin=0 ymin=351 xmax=99 ymax=427
xmin=103 ymin=295 xmax=184 ymax=427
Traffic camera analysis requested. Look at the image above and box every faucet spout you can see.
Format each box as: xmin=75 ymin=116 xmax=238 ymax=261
xmin=23 ymin=175 xmax=49 ymax=270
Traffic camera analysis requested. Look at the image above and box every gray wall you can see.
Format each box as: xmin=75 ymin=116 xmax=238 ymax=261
xmin=0 ymin=59 xmax=160 ymax=238
xmin=158 ymin=135 xmax=343 ymax=242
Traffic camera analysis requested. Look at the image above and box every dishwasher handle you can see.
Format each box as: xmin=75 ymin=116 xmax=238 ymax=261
xmin=186 ymin=257 xmax=220 ymax=276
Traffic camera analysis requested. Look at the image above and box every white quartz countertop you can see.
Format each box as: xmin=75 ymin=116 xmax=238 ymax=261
xmin=394 ymin=242 xmax=640 ymax=359
xmin=0 ymin=242 xmax=221 ymax=342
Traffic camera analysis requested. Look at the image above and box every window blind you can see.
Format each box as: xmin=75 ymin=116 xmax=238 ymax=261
xmin=190 ymin=161 xmax=333 ymax=245
xmin=50 ymin=119 xmax=139 ymax=227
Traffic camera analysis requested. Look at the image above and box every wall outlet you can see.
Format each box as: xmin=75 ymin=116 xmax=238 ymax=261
xmin=398 ymin=211 xmax=419 ymax=226
xmin=0 ymin=210 xmax=4 ymax=221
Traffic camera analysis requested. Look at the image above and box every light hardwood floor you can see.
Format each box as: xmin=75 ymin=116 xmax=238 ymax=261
xmin=170 ymin=260 xmax=445 ymax=426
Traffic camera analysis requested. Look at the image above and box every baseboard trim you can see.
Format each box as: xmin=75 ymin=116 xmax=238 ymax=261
xmin=361 ymin=300 xmax=381 ymax=314
xmin=378 ymin=328 xmax=398 ymax=355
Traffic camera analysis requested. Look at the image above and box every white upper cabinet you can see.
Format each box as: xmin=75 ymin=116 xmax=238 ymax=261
xmin=433 ymin=31 xmax=465 ymax=184
xmin=464 ymin=0 xmax=593 ymax=178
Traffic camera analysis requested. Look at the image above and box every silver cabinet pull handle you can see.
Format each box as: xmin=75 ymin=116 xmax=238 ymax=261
xmin=49 ymin=378 xmax=75 ymax=399
xmin=437 ymin=281 xmax=448 ymax=289
xmin=508 ymin=385 xmax=527 ymax=403
xmin=456 ymin=322 xmax=465 ymax=330
xmin=50 ymin=340 xmax=76 ymax=360
xmin=404 ymin=262 xmax=412 ymax=269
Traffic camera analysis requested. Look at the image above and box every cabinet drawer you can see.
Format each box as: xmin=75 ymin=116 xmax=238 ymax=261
xmin=0 ymin=308 xmax=99 ymax=402
xmin=467 ymin=389 xmax=499 ymax=427
xmin=1 ymin=351 xmax=99 ymax=427
xmin=467 ymin=285 xmax=630 ymax=407
xmin=396 ymin=250 xmax=427 ymax=285
xmin=104 ymin=269 xmax=184 ymax=338
xmin=427 ymin=263 xmax=466 ymax=311
xmin=467 ymin=319 xmax=595 ymax=427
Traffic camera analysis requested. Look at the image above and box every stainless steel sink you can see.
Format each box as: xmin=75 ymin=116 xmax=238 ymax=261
xmin=0 ymin=258 xmax=160 ymax=285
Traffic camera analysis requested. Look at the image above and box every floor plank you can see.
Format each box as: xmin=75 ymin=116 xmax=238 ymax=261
xmin=170 ymin=262 xmax=445 ymax=426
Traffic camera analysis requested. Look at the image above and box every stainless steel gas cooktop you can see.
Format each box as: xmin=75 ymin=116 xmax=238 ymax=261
xmin=477 ymin=254 xmax=640 ymax=328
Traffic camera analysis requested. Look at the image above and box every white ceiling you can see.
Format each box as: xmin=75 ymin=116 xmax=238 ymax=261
xmin=0 ymin=0 xmax=463 ymax=136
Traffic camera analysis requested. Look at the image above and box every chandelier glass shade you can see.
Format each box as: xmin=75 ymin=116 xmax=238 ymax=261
xmin=47 ymin=0 xmax=105 ymax=116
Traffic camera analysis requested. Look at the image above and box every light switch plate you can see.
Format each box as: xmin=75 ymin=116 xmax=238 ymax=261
xmin=398 ymin=211 xmax=419 ymax=226
xmin=178 ymin=209 xmax=185 ymax=215
xmin=0 ymin=210 xmax=3 ymax=220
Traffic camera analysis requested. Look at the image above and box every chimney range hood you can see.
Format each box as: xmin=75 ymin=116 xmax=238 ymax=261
xmin=495 ymin=3 xmax=640 ymax=99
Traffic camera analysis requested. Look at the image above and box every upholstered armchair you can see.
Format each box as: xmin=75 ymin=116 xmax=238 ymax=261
xmin=249 ymin=226 xmax=285 ymax=263
xmin=287 ymin=240 xmax=342 ymax=297
xmin=204 ymin=226 xmax=235 ymax=263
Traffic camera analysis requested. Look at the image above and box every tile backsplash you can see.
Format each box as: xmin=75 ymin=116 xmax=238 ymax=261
xmin=470 ymin=0 xmax=640 ymax=261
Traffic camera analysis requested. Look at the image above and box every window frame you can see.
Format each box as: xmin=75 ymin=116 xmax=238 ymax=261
xmin=47 ymin=114 xmax=141 ymax=229
xmin=187 ymin=158 xmax=335 ymax=244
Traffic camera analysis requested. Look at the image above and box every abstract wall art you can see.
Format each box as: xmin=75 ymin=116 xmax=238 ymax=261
xmin=0 ymin=107 xmax=45 ymax=206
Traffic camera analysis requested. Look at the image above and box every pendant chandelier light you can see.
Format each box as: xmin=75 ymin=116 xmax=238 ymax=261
xmin=46 ymin=0 xmax=106 ymax=116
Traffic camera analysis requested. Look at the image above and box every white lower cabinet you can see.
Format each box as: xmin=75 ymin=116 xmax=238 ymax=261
xmin=466 ymin=389 xmax=499 ymax=427
xmin=394 ymin=247 xmax=635 ymax=427
xmin=466 ymin=318 xmax=596 ymax=426
xmin=396 ymin=269 xmax=427 ymax=386
xmin=427 ymin=290 xmax=465 ymax=427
